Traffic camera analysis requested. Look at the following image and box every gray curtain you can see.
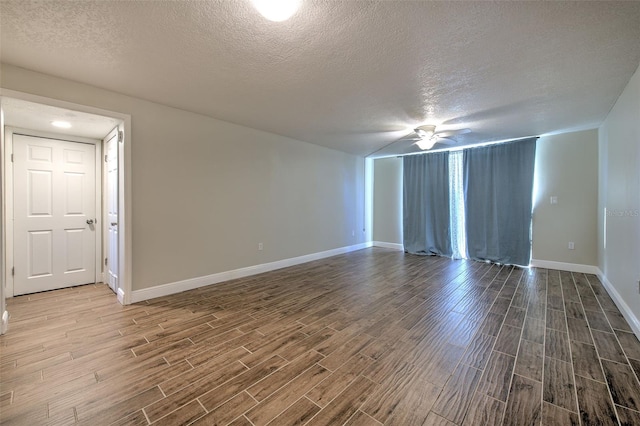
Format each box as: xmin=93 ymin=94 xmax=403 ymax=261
xmin=463 ymin=138 xmax=537 ymax=266
xmin=403 ymin=152 xmax=452 ymax=256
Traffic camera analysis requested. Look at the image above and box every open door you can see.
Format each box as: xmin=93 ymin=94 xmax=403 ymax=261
xmin=104 ymin=127 xmax=119 ymax=294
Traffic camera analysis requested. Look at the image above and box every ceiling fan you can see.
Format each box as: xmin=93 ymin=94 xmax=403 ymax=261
xmin=403 ymin=125 xmax=471 ymax=150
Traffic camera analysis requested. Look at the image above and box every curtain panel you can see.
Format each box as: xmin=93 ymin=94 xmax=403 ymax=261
xmin=463 ymin=138 xmax=537 ymax=266
xmin=403 ymin=152 xmax=452 ymax=256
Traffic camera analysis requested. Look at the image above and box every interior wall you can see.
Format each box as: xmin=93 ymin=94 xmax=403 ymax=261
xmin=372 ymin=157 xmax=403 ymax=245
xmin=598 ymin=63 xmax=640 ymax=324
xmin=0 ymin=64 xmax=366 ymax=291
xmin=532 ymin=129 xmax=598 ymax=266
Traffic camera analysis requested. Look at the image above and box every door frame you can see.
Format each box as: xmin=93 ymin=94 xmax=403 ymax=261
xmin=0 ymin=89 xmax=132 ymax=305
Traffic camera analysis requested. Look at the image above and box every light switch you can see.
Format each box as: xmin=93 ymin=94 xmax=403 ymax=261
xmin=550 ymin=196 xmax=558 ymax=205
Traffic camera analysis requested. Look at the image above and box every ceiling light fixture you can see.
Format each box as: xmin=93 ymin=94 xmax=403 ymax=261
xmin=251 ymin=0 xmax=300 ymax=22
xmin=416 ymin=137 xmax=437 ymax=151
xmin=51 ymin=121 xmax=72 ymax=129
xmin=414 ymin=124 xmax=437 ymax=150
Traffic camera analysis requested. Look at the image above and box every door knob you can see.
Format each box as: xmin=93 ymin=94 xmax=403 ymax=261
xmin=86 ymin=219 xmax=94 ymax=225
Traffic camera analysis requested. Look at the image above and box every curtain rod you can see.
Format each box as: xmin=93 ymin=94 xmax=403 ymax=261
xmin=395 ymin=136 xmax=540 ymax=158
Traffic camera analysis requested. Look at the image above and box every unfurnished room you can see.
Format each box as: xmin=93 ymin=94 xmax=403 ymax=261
xmin=1 ymin=1 xmax=640 ymax=425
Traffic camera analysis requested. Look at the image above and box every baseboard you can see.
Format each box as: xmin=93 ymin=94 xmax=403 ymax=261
xmin=130 ymin=242 xmax=373 ymax=303
xmin=372 ymin=241 xmax=404 ymax=251
xmin=1 ymin=310 xmax=9 ymax=335
xmin=529 ymin=259 xmax=599 ymax=274
xmin=597 ymin=268 xmax=640 ymax=339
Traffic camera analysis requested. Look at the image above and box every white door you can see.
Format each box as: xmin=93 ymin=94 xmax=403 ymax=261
xmin=105 ymin=129 xmax=119 ymax=293
xmin=13 ymin=134 xmax=97 ymax=295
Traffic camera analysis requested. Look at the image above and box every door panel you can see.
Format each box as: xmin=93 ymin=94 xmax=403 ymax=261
xmin=65 ymin=228 xmax=86 ymax=272
xmin=14 ymin=134 xmax=96 ymax=295
xmin=29 ymin=145 xmax=53 ymax=162
xmin=64 ymin=172 xmax=85 ymax=214
xmin=28 ymin=230 xmax=53 ymax=278
xmin=28 ymin=170 xmax=53 ymax=215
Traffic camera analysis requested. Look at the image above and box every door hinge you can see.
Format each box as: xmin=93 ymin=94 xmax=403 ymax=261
xmin=11 ymin=154 xmax=14 ymax=162
xmin=11 ymin=267 xmax=14 ymax=276
xmin=105 ymin=154 xmax=108 ymax=162
xmin=118 ymin=130 xmax=124 ymax=143
xmin=105 ymin=258 xmax=108 ymax=266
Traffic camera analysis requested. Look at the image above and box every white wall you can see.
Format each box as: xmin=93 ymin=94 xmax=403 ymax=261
xmin=532 ymin=130 xmax=598 ymax=267
xmin=1 ymin=64 xmax=366 ymax=292
xmin=598 ymin=63 xmax=640 ymax=328
xmin=372 ymin=157 xmax=403 ymax=245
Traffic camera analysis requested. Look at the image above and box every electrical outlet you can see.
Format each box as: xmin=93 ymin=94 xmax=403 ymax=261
xmin=258 ymin=243 xmax=263 ymax=251
xmin=351 ymin=230 xmax=355 ymax=237
xmin=550 ymin=196 xmax=558 ymax=205
xmin=568 ymin=242 xmax=575 ymax=250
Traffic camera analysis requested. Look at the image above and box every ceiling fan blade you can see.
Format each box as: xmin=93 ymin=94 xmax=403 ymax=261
xmin=435 ymin=137 xmax=457 ymax=145
xmin=434 ymin=128 xmax=471 ymax=138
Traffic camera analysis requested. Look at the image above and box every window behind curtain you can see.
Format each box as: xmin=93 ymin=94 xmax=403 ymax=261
xmin=403 ymin=152 xmax=452 ymax=256
xmin=449 ymin=150 xmax=466 ymax=259
xmin=403 ymin=138 xmax=537 ymax=266
xmin=463 ymin=138 xmax=537 ymax=266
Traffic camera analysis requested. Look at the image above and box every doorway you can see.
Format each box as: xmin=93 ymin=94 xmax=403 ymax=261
xmin=0 ymin=92 xmax=131 ymax=310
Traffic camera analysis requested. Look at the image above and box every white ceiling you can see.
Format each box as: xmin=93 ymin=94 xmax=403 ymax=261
xmin=1 ymin=1 xmax=639 ymax=157
xmin=1 ymin=97 xmax=120 ymax=139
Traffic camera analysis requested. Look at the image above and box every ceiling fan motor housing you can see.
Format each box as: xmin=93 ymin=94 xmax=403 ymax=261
xmin=414 ymin=124 xmax=436 ymax=139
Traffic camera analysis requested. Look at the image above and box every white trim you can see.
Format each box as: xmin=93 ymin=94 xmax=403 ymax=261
xmin=3 ymin=129 xmax=14 ymax=298
xmin=597 ymin=268 xmax=640 ymax=339
xmin=8 ymin=127 xmax=103 ymax=144
xmin=372 ymin=241 xmax=404 ymax=251
xmin=130 ymin=243 xmax=372 ymax=303
xmin=529 ymin=259 xmax=599 ymax=274
xmin=119 ymin=120 xmax=132 ymax=304
xmin=1 ymin=310 xmax=9 ymax=334
xmin=0 ymin=100 xmax=5 ymax=334
xmin=117 ymin=288 xmax=125 ymax=305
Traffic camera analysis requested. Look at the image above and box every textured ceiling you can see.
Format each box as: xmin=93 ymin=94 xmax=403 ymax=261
xmin=2 ymin=98 xmax=120 ymax=139
xmin=1 ymin=1 xmax=639 ymax=157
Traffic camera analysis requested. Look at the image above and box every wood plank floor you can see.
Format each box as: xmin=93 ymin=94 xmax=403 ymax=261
xmin=2 ymin=248 xmax=640 ymax=425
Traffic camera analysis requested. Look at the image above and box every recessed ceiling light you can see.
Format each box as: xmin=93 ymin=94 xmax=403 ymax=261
xmin=51 ymin=121 xmax=72 ymax=129
xmin=251 ymin=0 xmax=300 ymax=22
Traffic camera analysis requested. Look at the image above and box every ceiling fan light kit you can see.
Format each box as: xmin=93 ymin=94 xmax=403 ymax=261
xmin=251 ymin=0 xmax=300 ymax=21
xmin=407 ymin=125 xmax=472 ymax=151
xmin=416 ymin=138 xmax=437 ymax=150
